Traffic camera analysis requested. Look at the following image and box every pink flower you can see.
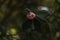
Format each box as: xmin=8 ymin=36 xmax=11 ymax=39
xmin=26 ymin=12 xmax=36 ymax=20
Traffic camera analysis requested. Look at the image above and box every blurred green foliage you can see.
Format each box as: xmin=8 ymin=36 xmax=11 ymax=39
xmin=0 ymin=0 xmax=60 ymax=40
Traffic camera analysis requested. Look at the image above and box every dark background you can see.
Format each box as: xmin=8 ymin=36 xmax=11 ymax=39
xmin=0 ymin=0 xmax=60 ymax=40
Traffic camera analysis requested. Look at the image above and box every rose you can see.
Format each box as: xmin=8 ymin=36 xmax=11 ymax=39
xmin=26 ymin=12 xmax=36 ymax=20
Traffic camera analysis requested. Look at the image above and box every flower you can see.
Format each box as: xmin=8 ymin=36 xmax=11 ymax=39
xmin=26 ymin=12 xmax=36 ymax=20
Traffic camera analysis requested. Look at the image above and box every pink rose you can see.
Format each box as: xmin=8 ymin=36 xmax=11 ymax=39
xmin=26 ymin=12 xmax=36 ymax=20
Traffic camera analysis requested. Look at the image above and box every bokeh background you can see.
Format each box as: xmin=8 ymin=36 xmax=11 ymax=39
xmin=0 ymin=0 xmax=60 ymax=40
